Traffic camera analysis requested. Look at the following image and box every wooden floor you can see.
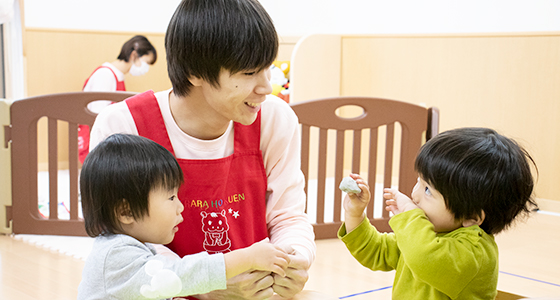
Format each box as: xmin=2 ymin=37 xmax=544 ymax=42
xmin=1 ymin=211 xmax=559 ymax=299
xmin=305 ymin=211 xmax=560 ymax=299
xmin=0 ymin=234 xmax=84 ymax=300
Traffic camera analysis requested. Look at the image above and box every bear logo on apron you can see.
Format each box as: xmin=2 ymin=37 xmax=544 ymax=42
xmin=200 ymin=210 xmax=232 ymax=253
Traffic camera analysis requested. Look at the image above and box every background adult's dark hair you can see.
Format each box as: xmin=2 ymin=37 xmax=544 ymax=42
xmin=80 ymin=134 xmax=183 ymax=237
xmin=165 ymin=0 xmax=279 ymax=96
xmin=117 ymin=35 xmax=158 ymax=64
xmin=415 ymin=127 xmax=537 ymax=235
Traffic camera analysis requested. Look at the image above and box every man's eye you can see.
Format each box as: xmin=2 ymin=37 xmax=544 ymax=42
xmin=244 ymin=72 xmax=256 ymax=76
xmin=169 ymin=195 xmax=176 ymax=201
xmin=424 ymin=187 xmax=432 ymax=196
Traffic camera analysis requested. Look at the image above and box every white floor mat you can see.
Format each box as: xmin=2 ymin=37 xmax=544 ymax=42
xmin=12 ymin=233 xmax=94 ymax=261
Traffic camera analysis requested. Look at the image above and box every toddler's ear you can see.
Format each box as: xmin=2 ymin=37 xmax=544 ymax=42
xmin=462 ymin=210 xmax=485 ymax=228
xmin=117 ymin=199 xmax=135 ymax=225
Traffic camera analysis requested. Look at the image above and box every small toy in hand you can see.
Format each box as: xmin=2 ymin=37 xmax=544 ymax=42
xmin=339 ymin=177 xmax=361 ymax=194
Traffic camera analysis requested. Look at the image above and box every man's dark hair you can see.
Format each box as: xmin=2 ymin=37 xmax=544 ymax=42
xmin=165 ymin=0 xmax=278 ymax=96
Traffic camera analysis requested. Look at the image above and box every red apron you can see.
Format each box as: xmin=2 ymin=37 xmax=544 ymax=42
xmin=126 ymin=90 xmax=269 ymax=259
xmin=78 ymin=66 xmax=126 ymax=163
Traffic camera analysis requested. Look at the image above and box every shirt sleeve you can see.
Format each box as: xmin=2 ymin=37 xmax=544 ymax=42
xmin=103 ymin=243 xmax=226 ymax=299
xmin=260 ymin=97 xmax=316 ymax=265
xmin=83 ymin=68 xmax=117 ymax=92
xmin=338 ymin=217 xmax=400 ymax=271
xmin=89 ymin=101 xmax=138 ymax=151
xmin=83 ymin=67 xmax=120 ymax=113
xmin=389 ymin=209 xmax=486 ymax=298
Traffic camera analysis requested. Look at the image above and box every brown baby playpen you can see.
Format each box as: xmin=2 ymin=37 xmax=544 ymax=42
xmin=3 ymin=92 xmax=438 ymax=239
xmin=4 ymin=92 xmax=135 ymax=236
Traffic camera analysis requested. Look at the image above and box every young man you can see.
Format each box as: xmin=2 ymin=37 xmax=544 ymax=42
xmin=89 ymin=0 xmax=316 ymax=299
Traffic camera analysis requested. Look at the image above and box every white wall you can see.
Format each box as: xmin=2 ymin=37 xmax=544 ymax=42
xmin=24 ymin=0 xmax=560 ymax=35
xmin=3 ymin=0 xmax=24 ymax=100
xmin=23 ymin=0 xmax=178 ymax=33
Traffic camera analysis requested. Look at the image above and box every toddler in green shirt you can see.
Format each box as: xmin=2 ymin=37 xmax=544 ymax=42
xmin=339 ymin=127 xmax=537 ymax=299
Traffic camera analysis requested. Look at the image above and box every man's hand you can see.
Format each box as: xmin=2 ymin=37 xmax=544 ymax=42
xmin=195 ymin=270 xmax=274 ymax=300
xmin=271 ymin=246 xmax=310 ymax=299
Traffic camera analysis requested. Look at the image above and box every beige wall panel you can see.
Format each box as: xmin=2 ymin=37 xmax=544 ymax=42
xmin=25 ymin=30 xmax=300 ymax=97
xmin=339 ymin=33 xmax=560 ymax=201
xmin=290 ymin=34 xmax=342 ymax=103
xmin=24 ymin=28 xmax=170 ymax=97
xmin=277 ymin=36 xmax=300 ymax=62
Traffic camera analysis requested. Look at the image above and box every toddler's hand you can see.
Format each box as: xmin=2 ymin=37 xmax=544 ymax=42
xmin=247 ymin=239 xmax=290 ymax=277
xmin=383 ymin=188 xmax=419 ymax=215
xmin=342 ymin=174 xmax=371 ymax=218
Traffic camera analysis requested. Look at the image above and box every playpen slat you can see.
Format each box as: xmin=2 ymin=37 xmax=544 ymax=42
xmin=351 ymin=130 xmax=361 ymax=173
xmin=316 ymin=128 xmax=328 ymax=224
xmin=48 ymin=117 xmax=58 ymax=220
xmin=15 ymin=111 xmax=41 ymax=227
xmin=301 ymin=125 xmax=310 ymax=214
xmin=382 ymin=123 xmax=395 ymax=219
xmin=398 ymin=123 xmax=422 ymax=198
xmin=29 ymin=123 xmax=39 ymax=220
xmin=333 ymin=130 xmax=344 ymax=223
xmin=367 ymin=128 xmax=378 ymax=220
xmin=68 ymin=122 xmax=79 ymax=220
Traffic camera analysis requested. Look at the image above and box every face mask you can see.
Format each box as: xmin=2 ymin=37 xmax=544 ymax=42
xmin=129 ymin=60 xmax=150 ymax=76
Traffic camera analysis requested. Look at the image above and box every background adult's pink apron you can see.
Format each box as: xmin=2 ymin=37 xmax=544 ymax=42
xmin=78 ymin=66 xmax=126 ymax=163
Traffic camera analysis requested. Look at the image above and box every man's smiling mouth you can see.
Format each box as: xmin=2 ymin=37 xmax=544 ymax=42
xmin=245 ymin=102 xmax=259 ymax=108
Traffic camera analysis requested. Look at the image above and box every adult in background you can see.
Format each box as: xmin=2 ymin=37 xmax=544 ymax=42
xmin=79 ymin=35 xmax=157 ymax=164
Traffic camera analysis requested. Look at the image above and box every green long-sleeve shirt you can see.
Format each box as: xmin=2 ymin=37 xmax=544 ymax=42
xmin=338 ymin=209 xmax=498 ymax=299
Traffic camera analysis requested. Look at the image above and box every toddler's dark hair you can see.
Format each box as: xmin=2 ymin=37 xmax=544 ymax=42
xmin=80 ymin=134 xmax=183 ymax=237
xmin=415 ymin=127 xmax=537 ymax=235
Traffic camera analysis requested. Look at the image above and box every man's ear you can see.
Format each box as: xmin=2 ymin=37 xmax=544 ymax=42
xmin=117 ymin=199 xmax=135 ymax=225
xmin=462 ymin=210 xmax=485 ymax=228
xmin=188 ymin=76 xmax=204 ymax=87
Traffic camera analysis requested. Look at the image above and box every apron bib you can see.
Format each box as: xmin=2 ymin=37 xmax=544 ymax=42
xmin=79 ymin=66 xmax=126 ymax=163
xmin=126 ymin=91 xmax=269 ymax=257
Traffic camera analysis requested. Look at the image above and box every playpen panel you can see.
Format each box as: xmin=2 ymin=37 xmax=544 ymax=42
xmin=8 ymin=92 xmax=135 ymax=236
xmin=292 ymin=97 xmax=437 ymax=239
